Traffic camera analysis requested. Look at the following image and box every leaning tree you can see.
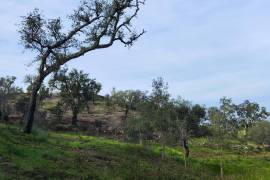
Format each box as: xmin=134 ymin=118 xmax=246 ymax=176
xmin=19 ymin=0 xmax=145 ymax=133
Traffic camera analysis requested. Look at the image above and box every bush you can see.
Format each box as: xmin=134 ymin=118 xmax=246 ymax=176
xmin=32 ymin=129 xmax=49 ymax=143
xmin=248 ymin=121 xmax=270 ymax=145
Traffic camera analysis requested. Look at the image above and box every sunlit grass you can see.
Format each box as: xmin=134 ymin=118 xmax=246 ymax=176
xmin=0 ymin=123 xmax=270 ymax=179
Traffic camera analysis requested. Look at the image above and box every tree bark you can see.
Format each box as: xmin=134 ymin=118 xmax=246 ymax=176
xmin=161 ymin=142 xmax=165 ymax=160
xmin=180 ymin=128 xmax=189 ymax=168
xmin=124 ymin=105 xmax=129 ymax=121
xmin=92 ymin=92 xmax=95 ymax=105
xmin=0 ymin=101 xmax=4 ymax=121
xmin=24 ymin=50 xmax=49 ymax=134
xmin=182 ymin=137 xmax=190 ymax=158
xmin=181 ymin=128 xmax=189 ymax=158
xmin=182 ymin=136 xmax=189 ymax=169
xmin=139 ymin=130 xmax=143 ymax=145
xmin=72 ymin=109 xmax=78 ymax=126
xmin=216 ymin=141 xmax=224 ymax=180
xmin=220 ymin=159 xmax=224 ymax=180
xmin=0 ymin=97 xmax=7 ymax=122
xmin=24 ymin=81 xmax=42 ymax=134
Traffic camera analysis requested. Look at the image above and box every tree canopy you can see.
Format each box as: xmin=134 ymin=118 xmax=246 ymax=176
xmin=19 ymin=0 xmax=145 ymax=133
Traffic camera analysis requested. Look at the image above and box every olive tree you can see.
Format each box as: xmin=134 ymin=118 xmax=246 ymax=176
xmin=19 ymin=0 xmax=145 ymax=133
xmin=172 ymin=99 xmax=206 ymax=168
xmin=89 ymin=80 xmax=102 ymax=105
xmin=208 ymin=107 xmax=228 ymax=179
xmin=150 ymin=77 xmax=171 ymax=160
xmin=123 ymin=93 xmax=154 ymax=145
xmin=124 ymin=115 xmax=152 ymax=145
xmin=49 ymin=68 xmax=98 ymax=126
xmin=248 ymin=120 xmax=270 ymax=145
xmin=219 ymin=97 xmax=238 ymax=135
xmin=24 ymin=75 xmax=50 ymax=105
xmin=0 ymin=76 xmax=22 ymax=121
xmin=111 ymin=89 xmax=145 ymax=122
xmin=236 ymin=100 xmax=268 ymax=133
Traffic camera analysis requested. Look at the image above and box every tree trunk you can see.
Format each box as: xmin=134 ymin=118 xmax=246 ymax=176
xmin=72 ymin=109 xmax=78 ymax=126
xmin=181 ymin=128 xmax=189 ymax=168
xmin=182 ymin=136 xmax=189 ymax=168
xmin=24 ymin=81 xmax=42 ymax=134
xmin=218 ymin=144 xmax=224 ymax=180
xmin=124 ymin=105 xmax=129 ymax=121
xmin=244 ymin=124 xmax=248 ymax=137
xmin=86 ymin=102 xmax=91 ymax=114
xmin=0 ymin=98 xmax=6 ymax=121
xmin=139 ymin=130 xmax=143 ymax=145
xmin=92 ymin=92 xmax=95 ymax=105
xmin=0 ymin=103 xmax=4 ymax=121
xmin=182 ymin=137 xmax=190 ymax=158
xmin=220 ymin=159 xmax=224 ymax=180
xmin=161 ymin=143 xmax=165 ymax=160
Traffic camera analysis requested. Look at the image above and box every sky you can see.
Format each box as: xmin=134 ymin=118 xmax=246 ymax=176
xmin=0 ymin=0 xmax=270 ymax=109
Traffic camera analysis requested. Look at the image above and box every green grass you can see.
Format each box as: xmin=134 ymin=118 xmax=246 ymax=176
xmin=0 ymin=124 xmax=270 ymax=179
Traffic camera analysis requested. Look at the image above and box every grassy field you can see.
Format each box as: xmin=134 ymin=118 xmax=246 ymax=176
xmin=0 ymin=124 xmax=269 ymax=180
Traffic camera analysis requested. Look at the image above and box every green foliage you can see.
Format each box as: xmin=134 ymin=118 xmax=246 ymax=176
xmin=49 ymin=68 xmax=102 ymax=125
xmin=48 ymin=102 xmax=64 ymax=126
xmin=31 ymin=129 xmax=49 ymax=143
xmin=24 ymin=75 xmax=50 ymax=103
xmin=1 ymin=124 xmax=270 ymax=179
xmin=172 ymin=99 xmax=206 ymax=137
xmin=0 ymin=170 xmax=5 ymax=179
xmin=0 ymin=76 xmax=22 ymax=121
xmin=89 ymin=79 xmax=102 ymax=104
xmin=208 ymin=97 xmax=269 ymax=142
xmin=111 ymin=89 xmax=146 ymax=121
xmin=248 ymin=121 xmax=270 ymax=145
xmin=149 ymin=77 xmax=171 ymax=138
xmin=219 ymin=97 xmax=238 ymax=135
xmin=18 ymin=0 xmax=145 ymax=134
xmin=236 ymin=100 xmax=269 ymax=130
xmin=124 ymin=116 xmax=152 ymax=144
xmin=15 ymin=93 xmax=29 ymax=115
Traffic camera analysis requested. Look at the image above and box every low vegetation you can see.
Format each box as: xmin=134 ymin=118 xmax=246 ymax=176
xmin=0 ymin=124 xmax=270 ymax=179
xmin=0 ymin=2 xmax=269 ymax=179
xmin=0 ymin=73 xmax=270 ymax=179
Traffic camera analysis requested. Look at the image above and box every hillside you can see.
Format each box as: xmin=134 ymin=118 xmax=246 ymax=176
xmin=0 ymin=124 xmax=270 ymax=180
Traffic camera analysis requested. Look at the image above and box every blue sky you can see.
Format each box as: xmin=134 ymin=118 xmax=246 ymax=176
xmin=0 ymin=0 xmax=270 ymax=109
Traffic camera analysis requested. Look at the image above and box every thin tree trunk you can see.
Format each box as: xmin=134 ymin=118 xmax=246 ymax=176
xmin=0 ymin=101 xmax=4 ymax=121
xmin=0 ymin=97 xmax=7 ymax=122
xmin=182 ymin=137 xmax=189 ymax=168
xmin=220 ymin=159 xmax=224 ymax=180
xmin=24 ymin=82 xmax=42 ymax=134
xmin=219 ymin=144 xmax=224 ymax=180
xmin=181 ymin=129 xmax=189 ymax=168
xmin=182 ymin=137 xmax=189 ymax=158
xmin=92 ymin=92 xmax=95 ymax=105
xmin=161 ymin=142 xmax=165 ymax=160
xmin=72 ymin=109 xmax=78 ymax=126
xmin=139 ymin=130 xmax=143 ymax=145
xmin=124 ymin=105 xmax=129 ymax=121
xmin=86 ymin=102 xmax=91 ymax=114
xmin=244 ymin=124 xmax=248 ymax=138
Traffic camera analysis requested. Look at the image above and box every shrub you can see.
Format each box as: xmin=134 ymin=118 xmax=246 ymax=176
xmin=248 ymin=121 xmax=270 ymax=145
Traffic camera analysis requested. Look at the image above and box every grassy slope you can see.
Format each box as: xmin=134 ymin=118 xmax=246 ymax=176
xmin=0 ymin=124 xmax=270 ymax=180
